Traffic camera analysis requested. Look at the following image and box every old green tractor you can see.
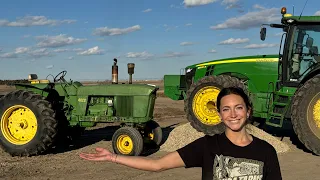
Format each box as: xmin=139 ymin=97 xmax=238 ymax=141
xmin=0 ymin=59 xmax=162 ymax=157
xmin=164 ymin=7 xmax=320 ymax=155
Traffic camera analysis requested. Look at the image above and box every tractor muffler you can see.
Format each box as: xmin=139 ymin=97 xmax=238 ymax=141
xmin=127 ymin=63 xmax=135 ymax=84
xmin=112 ymin=58 xmax=118 ymax=84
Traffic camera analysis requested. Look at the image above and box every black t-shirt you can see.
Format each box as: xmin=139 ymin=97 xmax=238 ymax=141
xmin=177 ymin=133 xmax=282 ymax=180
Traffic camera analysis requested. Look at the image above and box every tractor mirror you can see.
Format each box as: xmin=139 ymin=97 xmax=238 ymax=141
xmin=306 ymin=37 xmax=314 ymax=48
xmin=260 ymin=27 xmax=266 ymax=41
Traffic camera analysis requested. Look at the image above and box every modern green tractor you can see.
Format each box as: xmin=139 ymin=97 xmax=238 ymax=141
xmin=0 ymin=58 xmax=162 ymax=157
xmin=164 ymin=7 xmax=320 ymax=155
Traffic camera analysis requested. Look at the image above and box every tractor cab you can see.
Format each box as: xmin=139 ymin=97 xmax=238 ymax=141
xmin=260 ymin=7 xmax=320 ymax=87
xmin=28 ymin=74 xmax=50 ymax=84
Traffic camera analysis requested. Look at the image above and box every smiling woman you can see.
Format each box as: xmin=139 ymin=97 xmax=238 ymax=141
xmin=79 ymin=87 xmax=282 ymax=180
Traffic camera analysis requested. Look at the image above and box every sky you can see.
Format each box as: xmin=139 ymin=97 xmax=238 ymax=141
xmin=0 ymin=0 xmax=319 ymax=81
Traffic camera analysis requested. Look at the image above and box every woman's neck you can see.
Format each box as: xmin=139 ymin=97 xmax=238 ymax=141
xmin=225 ymin=129 xmax=253 ymax=147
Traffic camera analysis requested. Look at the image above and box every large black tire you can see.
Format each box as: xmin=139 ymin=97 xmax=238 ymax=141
xmin=291 ymin=75 xmax=320 ymax=155
xmin=185 ymin=75 xmax=248 ymax=135
xmin=0 ymin=90 xmax=58 ymax=156
xmin=112 ymin=127 xmax=144 ymax=156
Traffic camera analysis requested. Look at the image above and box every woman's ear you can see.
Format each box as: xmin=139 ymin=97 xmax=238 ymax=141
xmin=247 ymin=107 xmax=251 ymax=118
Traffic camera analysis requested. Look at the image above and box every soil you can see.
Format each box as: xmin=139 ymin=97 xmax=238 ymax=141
xmin=0 ymin=83 xmax=319 ymax=180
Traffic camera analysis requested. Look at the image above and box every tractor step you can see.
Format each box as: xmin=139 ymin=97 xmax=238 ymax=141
xmin=269 ymin=112 xmax=283 ymax=117
xmin=274 ymin=91 xmax=294 ymax=97
xmin=273 ymin=102 xmax=288 ymax=106
xmin=266 ymin=90 xmax=293 ymax=128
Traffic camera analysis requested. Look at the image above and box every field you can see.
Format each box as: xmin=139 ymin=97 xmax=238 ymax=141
xmin=0 ymin=81 xmax=319 ymax=180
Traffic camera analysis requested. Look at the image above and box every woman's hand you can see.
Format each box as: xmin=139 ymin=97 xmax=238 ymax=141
xmin=79 ymin=147 xmax=117 ymax=162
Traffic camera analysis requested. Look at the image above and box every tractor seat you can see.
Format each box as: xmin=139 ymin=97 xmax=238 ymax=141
xmin=28 ymin=74 xmax=50 ymax=84
xmin=310 ymin=46 xmax=320 ymax=63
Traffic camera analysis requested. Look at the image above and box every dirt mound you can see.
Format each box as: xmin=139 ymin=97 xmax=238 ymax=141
xmin=160 ymin=123 xmax=290 ymax=154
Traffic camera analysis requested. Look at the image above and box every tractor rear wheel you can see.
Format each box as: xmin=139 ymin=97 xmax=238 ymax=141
xmin=112 ymin=127 xmax=144 ymax=156
xmin=0 ymin=90 xmax=58 ymax=156
xmin=185 ymin=75 xmax=248 ymax=135
xmin=143 ymin=120 xmax=163 ymax=146
xmin=291 ymin=75 xmax=320 ymax=155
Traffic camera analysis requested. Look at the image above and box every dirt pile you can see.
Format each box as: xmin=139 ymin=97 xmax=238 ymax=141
xmin=160 ymin=123 xmax=290 ymax=154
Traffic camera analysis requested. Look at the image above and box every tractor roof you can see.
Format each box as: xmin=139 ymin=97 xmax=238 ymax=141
xmin=282 ymin=15 xmax=320 ymax=25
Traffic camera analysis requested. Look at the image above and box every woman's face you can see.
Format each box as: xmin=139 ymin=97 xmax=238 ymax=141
xmin=219 ymin=94 xmax=250 ymax=132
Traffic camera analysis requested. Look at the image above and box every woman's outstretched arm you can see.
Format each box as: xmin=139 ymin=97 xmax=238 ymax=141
xmin=79 ymin=147 xmax=185 ymax=172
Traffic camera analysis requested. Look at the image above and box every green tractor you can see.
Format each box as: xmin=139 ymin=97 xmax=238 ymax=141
xmin=0 ymin=59 xmax=162 ymax=157
xmin=164 ymin=7 xmax=320 ymax=155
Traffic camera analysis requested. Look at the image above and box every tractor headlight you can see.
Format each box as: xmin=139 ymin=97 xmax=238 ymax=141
xmin=186 ymin=68 xmax=192 ymax=73
xmin=107 ymin=99 xmax=113 ymax=107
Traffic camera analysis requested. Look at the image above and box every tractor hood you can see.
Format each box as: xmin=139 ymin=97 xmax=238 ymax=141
xmin=185 ymin=54 xmax=279 ymax=70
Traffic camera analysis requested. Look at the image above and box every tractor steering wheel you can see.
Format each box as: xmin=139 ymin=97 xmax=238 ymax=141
xmin=54 ymin=70 xmax=67 ymax=83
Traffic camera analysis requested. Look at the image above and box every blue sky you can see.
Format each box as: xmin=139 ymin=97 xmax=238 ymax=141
xmin=0 ymin=0 xmax=319 ymax=81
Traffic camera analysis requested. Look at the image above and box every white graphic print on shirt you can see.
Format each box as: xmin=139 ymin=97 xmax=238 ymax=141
xmin=213 ymin=154 xmax=264 ymax=180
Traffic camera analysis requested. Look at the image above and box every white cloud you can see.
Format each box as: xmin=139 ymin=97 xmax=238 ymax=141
xmin=93 ymin=25 xmax=141 ymax=36
xmin=28 ymin=48 xmax=51 ymax=58
xmin=243 ymin=43 xmax=278 ymax=49
xmin=219 ymin=38 xmax=249 ymax=45
xmin=180 ymin=42 xmax=194 ymax=46
xmin=15 ymin=47 xmax=29 ymax=54
xmin=170 ymin=4 xmax=182 ymax=9
xmin=0 ymin=15 xmax=76 ymax=27
xmin=53 ymin=48 xmax=69 ymax=53
xmin=210 ymin=8 xmax=280 ymax=30
xmin=36 ymin=34 xmax=87 ymax=48
xmin=183 ymin=0 xmax=217 ymax=7
xmin=185 ymin=23 xmax=192 ymax=26
xmin=77 ymin=46 xmax=104 ymax=56
xmin=208 ymin=49 xmax=217 ymax=53
xmin=68 ymin=56 xmax=74 ymax=60
xmin=315 ymin=11 xmax=320 ymax=16
xmin=126 ymin=51 xmax=154 ymax=59
xmin=0 ymin=52 xmax=18 ymax=58
xmin=46 ymin=65 xmax=54 ymax=69
xmin=142 ymin=8 xmax=152 ymax=13
xmin=221 ymin=0 xmax=241 ymax=9
xmin=253 ymin=4 xmax=265 ymax=10
xmin=72 ymin=48 xmax=84 ymax=52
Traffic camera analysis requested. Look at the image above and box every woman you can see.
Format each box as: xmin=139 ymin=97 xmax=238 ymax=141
xmin=79 ymin=87 xmax=282 ymax=180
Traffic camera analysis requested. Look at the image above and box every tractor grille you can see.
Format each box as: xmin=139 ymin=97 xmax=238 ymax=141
xmin=185 ymin=68 xmax=196 ymax=89
xmin=115 ymin=96 xmax=133 ymax=117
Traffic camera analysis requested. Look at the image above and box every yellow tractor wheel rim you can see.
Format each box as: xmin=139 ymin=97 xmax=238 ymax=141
xmin=1 ymin=105 xmax=38 ymax=145
xmin=312 ymin=99 xmax=320 ymax=129
xmin=192 ymin=86 xmax=221 ymax=125
xmin=116 ymin=135 xmax=133 ymax=154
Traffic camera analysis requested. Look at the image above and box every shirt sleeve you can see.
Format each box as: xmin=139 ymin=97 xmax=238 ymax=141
xmin=176 ymin=136 xmax=205 ymax=168
xmin=264 ymin=146 xmax=282 ymax=180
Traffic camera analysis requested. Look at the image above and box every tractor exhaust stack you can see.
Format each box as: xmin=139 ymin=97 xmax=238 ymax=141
xmin=127 ymin=63 xmax=135 ymax=84
xmin=112 ymin=58 xmax=118 ymax=84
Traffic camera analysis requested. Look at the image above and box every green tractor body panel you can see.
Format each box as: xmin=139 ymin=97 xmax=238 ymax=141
xmin=15 ymin=81 xmax=158 ymax=127
xmin=164 ymin=54 xmax=280 ymax=118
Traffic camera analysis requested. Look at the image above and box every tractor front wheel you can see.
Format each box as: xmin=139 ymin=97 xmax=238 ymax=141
xmin=0 ymin=90 xmax=58 ymax=156
xmin=291 ymin=75 xmax=320 ymax=155
xmin=185 ymin=75 xmax=248 ymax=135
xmin=112 ymin=127 xmax=144 ymax=156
